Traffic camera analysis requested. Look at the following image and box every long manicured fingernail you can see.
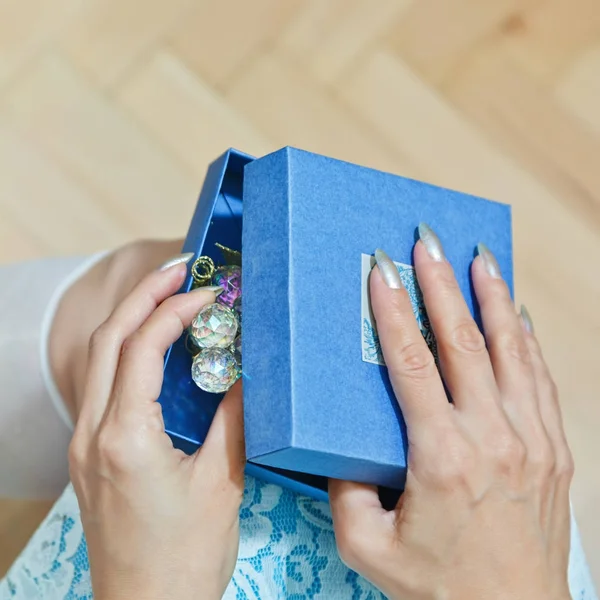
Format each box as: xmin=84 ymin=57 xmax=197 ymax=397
xmin=159 ymin=252 xmax=195 ymax=271
xmin=374 ymin=249 xmax=403 ymax=289
xmin=476 ymin=243 xmax=502 ymax=278
xmin=191 ymin=285 xmax=225 ymax=297
xmin=418 ymin=222 xmax=445 ymax=261
xmin=520 ymin=304 xmax=534 ymax=334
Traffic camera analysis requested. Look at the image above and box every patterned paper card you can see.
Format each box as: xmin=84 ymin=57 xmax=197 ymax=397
xmin=361 ymin=253 xmax=437 ymax=366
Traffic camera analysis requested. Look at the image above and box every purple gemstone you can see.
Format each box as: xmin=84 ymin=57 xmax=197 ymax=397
xmin=214 ymin=265 xmax=241 ymax=308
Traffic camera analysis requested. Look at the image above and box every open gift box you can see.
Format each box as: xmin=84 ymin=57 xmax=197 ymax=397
xmin=157 ymin=147 xmax=513 ymax=502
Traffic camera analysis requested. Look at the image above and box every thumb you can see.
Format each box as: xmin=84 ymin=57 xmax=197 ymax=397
xmin=329 ymin=479 xmax=387 ymax=567
xmin=329 ymin=479 xmax=382 ymax=522
xmin=195 ymin=380 xmax=245 ymax=489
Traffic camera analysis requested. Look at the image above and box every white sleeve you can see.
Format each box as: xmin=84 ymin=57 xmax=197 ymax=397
xmin=0 ymin=252 xmax=107 ymax=499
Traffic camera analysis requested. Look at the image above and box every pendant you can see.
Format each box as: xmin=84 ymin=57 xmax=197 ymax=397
xmin=191 ymin=347 xmax=241 ymax=393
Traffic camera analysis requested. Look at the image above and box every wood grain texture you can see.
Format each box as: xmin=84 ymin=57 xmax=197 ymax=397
xmin=1 ymin=0 xmax=599 ymax=585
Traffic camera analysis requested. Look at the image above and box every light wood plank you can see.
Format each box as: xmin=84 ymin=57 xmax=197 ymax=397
xmin=0 ymin=117 xmax=127 ymax=255
xmin=0 ymin=0 xmax=77 ymax=88
xmin=555 ymin=44 xmax=600 ymax=136
xmin=0 ymin=209 xmax=43 ymax=264
xmin=59 ymin=0 xmax=195 ymax=88
xmin=169 ymin=0 xmax=302 ymax=90
xmin=0 ymin=499 xmax=53 ymax=577
xmin=445 ymin=46 xmax=600 ymax=233
xmin=500 ymin=0 xmax=600 ymax=82
xmin=386 ymin=0 xmax=539 ymax=85
xmin=278 ymin=0 xmax=411 ymax=83
xmin=4 ymin=54 xmax=199 ymax=240
xmin=225 ymin=52 xmax=418 ymax=177
xmin=117 ymin=51 xmax=273 ymax=176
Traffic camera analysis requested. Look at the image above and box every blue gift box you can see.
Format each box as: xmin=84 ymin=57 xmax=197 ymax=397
xmin=158 ymin=147 xmax=513 ymax=501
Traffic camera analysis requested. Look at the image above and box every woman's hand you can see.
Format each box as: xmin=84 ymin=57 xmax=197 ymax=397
xmin=330 ymin=225 xmax=573 ymax=600
xmin=68 ymin=256 xmax=245 ymax=600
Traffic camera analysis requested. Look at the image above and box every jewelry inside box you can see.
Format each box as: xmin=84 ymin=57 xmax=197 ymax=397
xmin=187 ymin=243 xmax=242 ymax=394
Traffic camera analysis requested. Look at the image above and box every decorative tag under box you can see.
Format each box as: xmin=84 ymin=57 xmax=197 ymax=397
xmin=158 ymin=147 xmax=513 ymax=500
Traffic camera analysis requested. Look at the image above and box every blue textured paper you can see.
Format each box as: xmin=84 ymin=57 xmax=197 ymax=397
xmin=243 ymin=148 xmax=513 ymax=489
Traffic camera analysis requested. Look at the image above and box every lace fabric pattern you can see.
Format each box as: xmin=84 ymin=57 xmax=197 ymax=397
xmin=1 ymin=478 xmax=596 ymax=600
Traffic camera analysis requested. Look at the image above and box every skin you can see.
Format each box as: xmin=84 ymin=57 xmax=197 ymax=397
xmin=49 ymin=239 xmax=573 ymax=600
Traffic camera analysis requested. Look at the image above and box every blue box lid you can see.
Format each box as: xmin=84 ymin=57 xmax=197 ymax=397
xmin=158 ymin=148 xmax=329 ymax=502
xmin=242 ymin=148 xmax=512 ymax=489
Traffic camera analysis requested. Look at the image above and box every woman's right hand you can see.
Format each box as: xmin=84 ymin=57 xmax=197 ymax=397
xmin=330 ymin=230 xmax=573 ymax=600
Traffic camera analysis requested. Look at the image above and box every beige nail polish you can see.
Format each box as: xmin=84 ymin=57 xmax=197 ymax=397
xmin=477 ymin=243 xmax=502 ymax=278
xmin=159 ymin=252 xmax=195 ymax=271
xmin=418 ymin=222 xmax=445 ymax=261
xmin=374 ymin=249 xmax=403 ymax=289
xmin=520 ymin=304 xmax=534 ymax=334
xmin=191 ymin=285 xmax=225 ymax=297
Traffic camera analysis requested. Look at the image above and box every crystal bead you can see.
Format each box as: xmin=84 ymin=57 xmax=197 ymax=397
xmin=191 ymin=348 xmax=240 ymax=393
xmin=190 ymin=303 xmax=238 ymax=349
xmin=214 ymin=265 xmax=241 ymax=309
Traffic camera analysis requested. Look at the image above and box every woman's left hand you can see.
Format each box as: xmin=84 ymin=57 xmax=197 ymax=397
xmin=68 ymin=257 xmax=245 ymax=600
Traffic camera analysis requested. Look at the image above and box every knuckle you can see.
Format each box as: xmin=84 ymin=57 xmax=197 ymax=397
xmin=434 ymin=447 xmax=473 ymax=489
xmin=96 ymin=428 xmax=130 ymax=471
xmin=67 ymin=435 xmax=87 ymax=472
xmin=447 ymin=320 xmax=486 ymax=356
xmin=555 ymin=449 xmax=575 ymax=482
xmin=494 ymin=433 xmax=527 ymax=473
xmin=427 ymin=431 xmax=475 ymax=489
xmin=88 ymin=322 xmax=118 ymax=354
xmin=390 ymin=342 xmax=436 ymax=380
xmin=121 ymin=331 xmax=143 ymax=357
xmin=496 ymin=333 xmax=531 ymax=366
xmin=528 ymin=440 xmax=556 ymax=480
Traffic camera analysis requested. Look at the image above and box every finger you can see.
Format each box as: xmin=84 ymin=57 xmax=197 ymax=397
xmin=371 ymin=250 xmax=449 ymax=432
xmin=195 ymin=381 xmax=246 ymax=491
xmin=329 ymin=479 xmax=387 ymax=568
xmin=521 ymin=313 xmax=574 ymax=485
xmin=78 ymin=261 xmax=190 ymax=435
xmin=521 ymin=315 xmax=574 ymax=550
xmin=413 ymin=230 xmax=497 ymax=411
xmin=110 ymin=287 xmax=220 ymax=414
xmin=472 ymin=253 xmax=549 ymax=450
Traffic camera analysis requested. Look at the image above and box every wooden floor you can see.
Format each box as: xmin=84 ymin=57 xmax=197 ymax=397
xmin=1 ymin=0 xmax=599 ymax=584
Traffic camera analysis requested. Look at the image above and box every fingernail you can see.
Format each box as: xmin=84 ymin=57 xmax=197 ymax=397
xmin=418 ymin=222 xmax=445 ymax=261
xmin=476 ymin=243 xmax=502 ymax=278
xmin=374 ymin=249 xmax=403 ymax=289
xmin=191 ymin=285 xmax=225 ymax=297
xmin=520 ymin=304 xmax=534 ymax=334
xmin=159 ymin=252 xmax=195 ymax=271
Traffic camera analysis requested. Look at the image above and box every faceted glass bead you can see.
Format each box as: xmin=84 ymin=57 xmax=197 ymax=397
xmin=191 ymin=348 xmax=240 ymax=393
xmin=214 ymin=265 xmax=241 ymax=308
xmin=190 ymin=303 xmax=238 ymax=349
